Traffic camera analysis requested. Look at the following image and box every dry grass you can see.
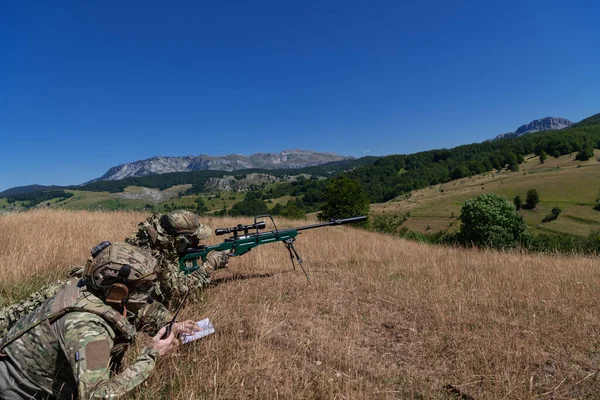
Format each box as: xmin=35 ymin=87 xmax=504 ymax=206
xmin=2 ymin=210 xmax=600 ymax=399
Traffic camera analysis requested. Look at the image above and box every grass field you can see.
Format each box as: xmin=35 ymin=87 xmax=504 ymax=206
xmin=371 ymin=151 xmax=600 ymax=236
xmin=2 ymin=210 xmax=600 ymax=398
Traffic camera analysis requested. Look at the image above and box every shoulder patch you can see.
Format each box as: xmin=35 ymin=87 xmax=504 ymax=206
xmin=84 ymin=338 xmax=111 ymax=371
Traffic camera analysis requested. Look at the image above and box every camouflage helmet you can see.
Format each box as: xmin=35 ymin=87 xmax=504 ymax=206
xmin=84 ymin=242 xmax=159 ymax=291
xmin=159 ymin=210 xmax=212 ymax=252
xmin=160 ymin=210 xmax=211 ymax=239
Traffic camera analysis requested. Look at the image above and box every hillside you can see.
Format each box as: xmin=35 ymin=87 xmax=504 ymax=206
xmin=371 ymin=150 xmax=600 ymax=236
xmin=2 ymin=210 xmax=600 ymax=398
xmin=349 ymin=113 xmax=600 ymax=203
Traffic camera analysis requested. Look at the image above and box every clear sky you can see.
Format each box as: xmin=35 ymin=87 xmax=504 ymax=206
xmin=1 ymin=1 xmax=599 ymax=191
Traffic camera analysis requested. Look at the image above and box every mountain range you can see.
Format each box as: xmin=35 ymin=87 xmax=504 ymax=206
xmin=90 ymin=149 xmax=352 ymax=182
xmin=491 ymin=117 xmax=572 ymax=141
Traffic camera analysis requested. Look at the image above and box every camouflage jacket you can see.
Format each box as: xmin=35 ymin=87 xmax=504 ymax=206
xmin=1 ymin=280 xmax=167 ymax=399
xmin=125 ymin=213 xmax=216 ymax=308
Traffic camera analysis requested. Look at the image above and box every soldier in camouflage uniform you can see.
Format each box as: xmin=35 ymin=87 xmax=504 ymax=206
xmin=0 ymin=242 xmax=198 ymax=399
xmin=0 ymin=210 xmax=228 ymax=336
xmin=125 ymin=210 xmax=229 ymax=308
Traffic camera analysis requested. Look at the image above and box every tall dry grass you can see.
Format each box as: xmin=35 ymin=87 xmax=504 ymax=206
xmin=2 ymin=210 xmax=600 ymax=399
xmin=0 ymin=209 xmax=146 ymax=305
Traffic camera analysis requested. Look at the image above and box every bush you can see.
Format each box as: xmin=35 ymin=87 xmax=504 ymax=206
xmin=513 ymin=195 xmax=523 ymax=210
xmin=459 ymin=194 xmax=530 ymax=249
xmin=371 ymin=215 xmax=405 ymax=234
xmin=529 ymin=233 xmax=583 ymax=253
xmin=542 ymin=207 xmax=562 ymax=222
xmin=576 ymin=145 xmax=594 ymax=161
xmin=194 ymin=198 xmax=208 ymax=215
xmin=552 ymin=149 xmax=561 ymax=158
xmin=525 ymin=189 xmax=540 ymax=209
xmin=585 ymin=230 xmax=600 ymax=253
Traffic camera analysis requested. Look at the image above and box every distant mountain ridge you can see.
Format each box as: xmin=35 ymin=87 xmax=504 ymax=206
xmin=492 ymin=117 xmax=573 ymax=141
xmin=0 ymin=184 xmax=60 ymax=197
xmin=91 ymin=149 xmax=353 ymax=182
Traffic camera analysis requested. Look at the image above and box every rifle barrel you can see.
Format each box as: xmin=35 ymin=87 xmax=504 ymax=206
xmin=295 ymin=215 xmax=367 ymax=232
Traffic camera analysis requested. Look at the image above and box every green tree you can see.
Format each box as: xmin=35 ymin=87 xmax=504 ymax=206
xmin=319 ymin=176 xmax=370 ymax=221
xmin=576 ymin=144 xmax=594 ymax=161
xmin=552 ymin=149 xmax=561 ymax=158
xmin=526 ymin=189 xmax=540 ymax=209
xmin=280 ymin=202 xmax=306 ymax=219
xmin=194 ymin=198 xmax=209 ymax=215
xmin=229 ymin=198 xmax=268 ymax=217
xmin=513 ymin=195 xmax=523 ymax=210
xmin=539 ymin=150 xmax=547 ymax=164
xmin=459 ymin=194 xmax=529 ymax=249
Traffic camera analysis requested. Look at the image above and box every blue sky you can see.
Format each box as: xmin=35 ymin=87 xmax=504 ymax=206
xmin=1 ymin=0 xmax=599 ymax=191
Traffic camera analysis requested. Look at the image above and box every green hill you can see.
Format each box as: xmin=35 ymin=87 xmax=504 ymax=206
xmin=371 ymin=150 xmax=600 ymax=237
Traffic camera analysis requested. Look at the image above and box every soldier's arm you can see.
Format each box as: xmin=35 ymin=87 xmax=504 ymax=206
xmin=136 ymin=301 xmax=174 ymax=335
xmin=59 ymin=312 xmax=160 ymax=399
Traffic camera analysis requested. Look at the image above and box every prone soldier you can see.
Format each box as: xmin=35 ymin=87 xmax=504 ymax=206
xmin=0 ymin=242 xmax=198 ymax=399
xmin=0 ymin=210 xmax=228 ymax=336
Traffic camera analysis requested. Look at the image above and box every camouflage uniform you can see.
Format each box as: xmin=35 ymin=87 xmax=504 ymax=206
xmin=0 ymin=242 xmax=171 ymax=399
xmin=0 ymin=211 xmax=226 ymax=336
xmin=125 ymin=211 xmax=228 ymax=308
xmin=0 ymin=267 xmax=83 ymax=338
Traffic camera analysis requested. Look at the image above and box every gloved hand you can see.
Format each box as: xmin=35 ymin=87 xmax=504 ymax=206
xmin=173 ymin=320 xmax=202 ymax=336
xmin=206 ymin=250 xmax=229 ymax=271
xmin=152 ymin=326 xmax=176 ymax=356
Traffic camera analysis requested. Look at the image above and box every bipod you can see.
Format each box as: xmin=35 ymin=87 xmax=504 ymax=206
xmin=283 ymin=238 xmax=310 ymax=282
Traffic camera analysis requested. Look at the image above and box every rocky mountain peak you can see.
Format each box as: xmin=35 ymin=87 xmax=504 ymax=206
xmin=91 ymin=150 xmax=353 ymax=182
xmin=491 ymin=117 xmax=573 ymax=141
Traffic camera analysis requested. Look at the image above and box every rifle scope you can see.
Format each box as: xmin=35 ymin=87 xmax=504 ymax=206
xmin=215 ymin=221 xmax=266 ymax=236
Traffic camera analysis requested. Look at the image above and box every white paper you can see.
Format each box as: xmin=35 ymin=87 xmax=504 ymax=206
xmin=180 ymin=318 xmax=215 ymax=344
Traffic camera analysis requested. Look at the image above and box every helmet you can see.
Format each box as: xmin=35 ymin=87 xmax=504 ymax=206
xmin=159 ymin=210 xmax=212 ymax=253
xmin=84 ymin=242 xmax=159 ymax=312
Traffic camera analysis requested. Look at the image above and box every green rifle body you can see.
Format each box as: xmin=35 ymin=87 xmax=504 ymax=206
xmin=178 ymin=216 xmax=366 ymax=274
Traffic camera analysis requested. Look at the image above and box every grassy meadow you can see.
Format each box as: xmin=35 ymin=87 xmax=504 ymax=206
xmin=2 ymin=209 xmax=600 ymax=398
xmin=371 ymin=151 xmax=600 ymax=236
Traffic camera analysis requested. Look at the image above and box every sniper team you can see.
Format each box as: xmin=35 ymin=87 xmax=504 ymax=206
xmin=0 ymin=211 xmax=227 ymax=399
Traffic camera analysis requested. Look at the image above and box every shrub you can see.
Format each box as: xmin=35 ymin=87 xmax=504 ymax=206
xmin=525 ymin=189 xmax=540 ymax=209
xmin=576 ymin=145 xmax=594 ymax=161
xmin=529 ymin=233 xmax=583 ymax=253
xmin=459 ymin=194 xmax=530 ymax=249
xmin=513 ymin=195 xmax=523 ymax=210
xmin=371 ymin=215 xmax=405 ymax=234
xmin=542 ymin=207 xmax=562 ymax=222
xmin=585 ymin=230 xmax=600 ymax=253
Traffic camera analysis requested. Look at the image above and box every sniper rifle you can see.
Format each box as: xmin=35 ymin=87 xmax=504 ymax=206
xmin=178 ymin=215 xmax=367 ymax=281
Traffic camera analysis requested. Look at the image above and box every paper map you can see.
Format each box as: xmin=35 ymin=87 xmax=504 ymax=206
xmin=180 ymin=318 xmax=215 ymax=344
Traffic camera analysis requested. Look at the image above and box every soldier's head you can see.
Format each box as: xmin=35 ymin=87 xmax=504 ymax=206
xmin=84 ymin=242 xmax=160 ymax=314
xmin=157 ymin=210 xmax=212 ymax=253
